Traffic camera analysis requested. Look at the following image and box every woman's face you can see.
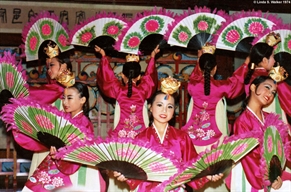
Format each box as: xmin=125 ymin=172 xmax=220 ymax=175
xmin=62 ymin=87 xmax=85 ymax=117
xmin=262 ymin=51 xmax=275 ymax=71
xmin=47 ymin=57 xmax=61 ymax=79
xmin=150 ymin=93 xmax=175 ymax=125
xmin=250 ymin=79 xmax=277 ymax=107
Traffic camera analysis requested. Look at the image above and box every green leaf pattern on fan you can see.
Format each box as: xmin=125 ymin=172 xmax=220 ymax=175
xmin=222 ymin=26 xmax=243 ymax=47
xmin=193 ymin=15 xmax=218 ymax=34
xmin=0 ymin=64 xmax=29 ymax=98
xmin=244 ymin=18 xmax=268 ymax=37
xmin=76 ymin=26 xmax=96 ymax=46
xmin=39 ymin=20 xmax=54 ymax=40
xmin=282 ymin=34 xmax=291 ymax=55
xmin=14 ymin=106 xmax=85 ymax=145
xmin=263 ymin=126 xmax=285 ymax=169
xmin=103 ymin=21 xmax=123 ymax=38
xmin=140 ymin=16 xmax=164 ymax=36
xmin=27 ymin=31 xmax=41 ymax=55
xmin=172 ymin=25 xmax=192 ymax=46
xmin=123 ymin=32 xmax=143 ymax=50
xmin=56 ymin=28 xmax=70 ymax=50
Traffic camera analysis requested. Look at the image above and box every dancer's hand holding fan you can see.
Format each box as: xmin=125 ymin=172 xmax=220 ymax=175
xmin=1 ymin=97 xmax=94 ymax=149
xmin=155 ymin=134 xmax=259 ymax=191
xmin=55 ymin=137 xmax=180 ymax=182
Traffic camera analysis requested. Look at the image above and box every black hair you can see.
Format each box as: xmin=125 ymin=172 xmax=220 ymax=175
xmin=122 ymin=61 xmax=141 ymax=98
xmin=199 ymin=53 xmax=217 ymax=96
xmin=148 ymin=90 xmax=180 ymax=127
xmin=243 ymin=75 xmax=276 ymax=109
xmin=54 ymin=53 xmax=73 ymax=71
xmin=244 ymin=43 xmax=274 ymax=85
xmin=68 ymin=82 xmax=90 ymax=118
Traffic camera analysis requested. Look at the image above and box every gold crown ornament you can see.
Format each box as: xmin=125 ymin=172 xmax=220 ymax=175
xmin=44 ymin=42 xmax=60 ymax=58
xmin=265 ymin=32 xmax=281 ymax=47
xmin=202 ymin=43 xmax=216 ymax=54
xmin=269 ymin=64 xmax=288 ymax=83
xmin=126 ymin=54 xmax=140 ymax=62
xmin=56 ymin=69 xmax=76 ymax=87
xmin=160 ymin=76 xmax=181 ymax=95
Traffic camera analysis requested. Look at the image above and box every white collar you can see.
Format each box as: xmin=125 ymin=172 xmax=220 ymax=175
xmin=72 ymin=110 xmax=83 ymax=119
xmin=246 ymin=106 xmax=264 ymax=126
xmin=152 ymin=123 xmax=168 ymax=144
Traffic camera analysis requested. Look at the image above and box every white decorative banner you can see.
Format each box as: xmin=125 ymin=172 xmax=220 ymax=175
xmin=0 ymin=1 xmax=158 ymax=33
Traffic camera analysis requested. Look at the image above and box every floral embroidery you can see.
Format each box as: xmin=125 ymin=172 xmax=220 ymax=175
xmin=187 ymin=102 xmax=215 ymax=141
xmin=118 ymin=105 xmax=142 ymax=138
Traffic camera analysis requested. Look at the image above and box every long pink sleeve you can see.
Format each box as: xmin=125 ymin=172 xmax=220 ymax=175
xmin=277 ymin=81 xmax=291 ymax=117
xmin=12 ymin=130 xmax=48 ymax=151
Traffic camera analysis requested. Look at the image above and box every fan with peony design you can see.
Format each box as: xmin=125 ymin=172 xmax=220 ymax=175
xmin=155 ymin=135 xmax=259 ymax=191
xmin=165 ymin=6 xmax=229 ymax=50
xmin=114 ymin=7 xmax=175 ymax=54
xmin=21 ymin=11 xmax=73 ymax=61
xmin=55 ymin=137 xmax=180 ymax=182
xmin=1 ymin=98 xmax=94 ymax=149
xmin=259 ymin=113 xmax=291 ymax=190
xmin=211 ymin=10 xmax=283 ymax=53
xmin=0 ymin=51 xmax=29 ymax=112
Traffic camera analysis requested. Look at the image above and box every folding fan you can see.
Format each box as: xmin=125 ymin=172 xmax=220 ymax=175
xmin=0 ymin=51 xmax=29 ymax=99
xmin=21 ymin=11 xmax=73 ymax=61
xmin=165 ymin=6 xmax=229 ymax=50
xmin=1 ymin=97 xmax=94 ymax=149
xmin=69 ymin=12 xmax=127 ymax=48
xmin=114 ymin=7 xmax=175 ymax=54
xmin=56 ymin=137 xmax=180 ymax=182
xmin=259 ymin=113 xmax=291 ymax=189
xmin=211 ymin=10 xmax=283 ymax=53
xmin=252 ymin=25 xmax=291 ymax=55
xmin=156 ymin=135 xmax=259 ymax=191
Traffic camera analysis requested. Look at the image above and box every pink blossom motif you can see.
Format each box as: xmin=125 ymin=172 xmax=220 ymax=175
xmin=5 ymin=72 xmax=14 ymax=88
xmin=206 ymin=129 xmax=215 ymax=137
xmin=66 ymin=133 xmax=80 ymax=144
xmin=107 ymin=25 xmax=120 ymax=36
xmin=178 ymin=32 xmax=189 ymax=43
xmin=20 ymin=120 xmax=34 ymax=134
xmin=267 ymin=135 xmax=273 ymax=153
xmin=248 ymin=22 xmax=264 ymax=36
xmin=204 ymin=150 xmax=223 ymax=164
xmin=118 ymin=129 xmax=127 ymax=137
xmin=35 ymin=115 xmax=54 ymax=130
xmin=145 ymin=19 xmax=159 ymax=33
xmin=202 ymin=102 xmax=208 ymax=109
xmin=29 ymin=36 xmax=38 ymax=51
xmin=42 ymin=24 xmax=52 ymax=36
xmin=127 ymin=36 xmax=140 ymax=48
xmin=127 ymin=130 xmax=137 ymax=139
xmin=288 ymin=40 xmax=291 ymax=50
xmin=37 ymin=171 xmax=51 ymax=184
xmin=195 ymin=128 xmax=206 ymax=138
xmin=148 ymin=161 xmax=168 ymax=173
xmin=81 ymin=32 xmax=93 ymax=43
xmin=226 ymin=29 xmax=240 ymax=44
xmin=130 ymin=105 xmax=136 ymax=112
xmin=51 ymin=177 xmax=64 ymax=187
xmin=117 ymin=148 xmax=137 ymax=159
xmin=77 ymin=151 xmax=99 ymax=162
xmin=231 ymin=143 xmax=248 ymax=156
xmin=277 ymin=140 xmax=282 ymax=157
xmin=58 ymin=34 xmax=67 ymax=47
xmin=197 ymin=21 xmax=209 ymax=31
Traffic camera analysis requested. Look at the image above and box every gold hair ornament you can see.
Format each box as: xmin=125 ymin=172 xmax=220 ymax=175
xmin=251 ymin=63 xmax=255 ymax=70
xmin=202 ymin=43 xmax=216 ymax=55
xmin=126 ymin=54 xmax=140 ymax=62
xmin=269 ymin=63 xmax=289 ymax=83
xmin=160 ymin=76 xmax=181 ymax=100
xmin=56 ymin=69 xmax=76 ymax=87
xmin=44 ymin=41 xmax=60 ymax=58
xmin=265 ymin=32 xmax=281 ymax=47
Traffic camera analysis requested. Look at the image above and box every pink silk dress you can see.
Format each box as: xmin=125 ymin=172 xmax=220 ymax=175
xmin=227 ymin=108 xmax=291 ymax=191
xmin=126 ymin=125 xmax=209 ymax=191
xmin=22 ymin=112 xmax=106 ymax=192
xmin=97 ymin=56 xmax=157 ymax=138
xmin=182 ymin=63 xmax=247 ymax=146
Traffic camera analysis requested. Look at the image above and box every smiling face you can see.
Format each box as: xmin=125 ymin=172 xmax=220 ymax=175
xmin=150 ymin=93 xmax=175 ymax=126
xmin=250 ymin=78 xmax=277 ymax=107
xmin=62 ymin=87 xmax=86 ymax=117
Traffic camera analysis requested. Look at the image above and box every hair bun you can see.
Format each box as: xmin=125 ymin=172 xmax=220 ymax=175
xmin=160 ymin=76 xmax=181 ymax=95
